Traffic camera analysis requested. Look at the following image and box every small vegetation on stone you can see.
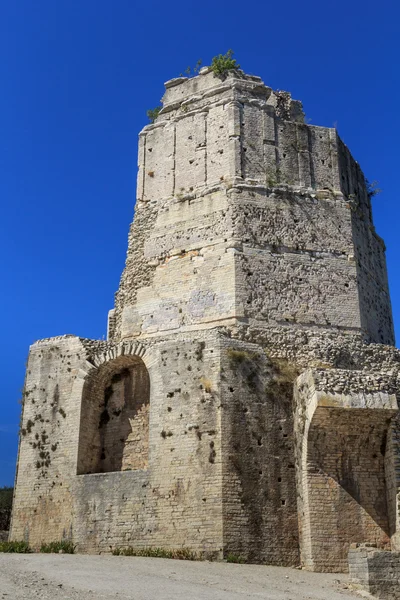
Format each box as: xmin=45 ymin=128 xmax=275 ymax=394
xmin=266 ymin=168 xmax=281 ymax=188
xmin=39 ymin=540 xmax=75 ymax=554
xmin=180 ymin=59 xmax=203 ymax=77
xmin=226 ymin=553 xmax=245 ymax=563
xmin=227 ymin=349 xmax=258 ymax=364
xmin=264 ymin=356 xmax=299 ymax=402
xmin=146 ymin=106 xmax=162 ymax=123
xmin=365 ymin=178 xmax=381 ymax=199
xmin=200 ymin=377 xmax=212 ymax=393
xmin=112 ymin=546 xmax=198 ymax=560
xmin=210 ymin=50 xmax=240 ymax=77
xmin=227 ymin=348 xmax=262 ymax=390
xmin=0 ymin=540 xmax=31 ymax=553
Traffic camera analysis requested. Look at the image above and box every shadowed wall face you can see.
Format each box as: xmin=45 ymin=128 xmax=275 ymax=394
xmin=306 ymin=409 xmax=391 ymax=571
xmin=77 ymin=358 xmax=150 ymax=474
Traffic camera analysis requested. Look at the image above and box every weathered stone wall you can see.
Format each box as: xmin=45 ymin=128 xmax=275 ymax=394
xmin=10 ymin=336 xmax=86 ymax=544
xmin=295 ymin=369 xmax=397 ymax=572
xmin=11 ymin=332 xmax=225 ymax=556
xmin=220 ymin=339 xmax=300 ymax=566
xmin=11 ymin=328 xmax=400 ymax=562
xmin=349 ymin=544 xmax=400 ymax=599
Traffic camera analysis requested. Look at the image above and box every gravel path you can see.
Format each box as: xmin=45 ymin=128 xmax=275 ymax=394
xmin=0 ymin=554 xmax=369 ymax=600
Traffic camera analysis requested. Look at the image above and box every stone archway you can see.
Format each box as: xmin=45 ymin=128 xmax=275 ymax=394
xmin=77 ymin=344 xmax=150 ymax=475
xmin=295 ymin=369 xmax=397 ymax=572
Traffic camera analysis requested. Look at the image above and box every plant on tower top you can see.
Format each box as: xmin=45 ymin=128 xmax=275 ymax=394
xmin=210 ymin=50 xmax=240 ymax=77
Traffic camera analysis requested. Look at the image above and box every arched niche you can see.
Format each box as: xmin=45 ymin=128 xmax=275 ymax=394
xmin=77 ymin=354 xmax=150 ymax=475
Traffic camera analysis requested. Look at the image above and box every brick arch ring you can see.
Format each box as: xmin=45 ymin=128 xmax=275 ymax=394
xmin=90 ymin=341 xmax=147 ymax=368
xmin=76 ymin=340 xmax=159 ymax=382
xmin=72 ymin=340 xmax=160 ymax=397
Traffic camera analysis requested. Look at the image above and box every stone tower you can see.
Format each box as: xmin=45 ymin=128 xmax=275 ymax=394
xmin=11 ymin=67 xmax=400 ymax=573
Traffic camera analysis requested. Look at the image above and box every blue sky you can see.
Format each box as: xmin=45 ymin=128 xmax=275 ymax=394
xmin=0 ymin=0 xmax=399 ymax=486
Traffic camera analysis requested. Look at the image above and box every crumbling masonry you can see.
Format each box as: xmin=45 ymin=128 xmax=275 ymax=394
xmin=11 ymin=68 xmax=400 ymax=573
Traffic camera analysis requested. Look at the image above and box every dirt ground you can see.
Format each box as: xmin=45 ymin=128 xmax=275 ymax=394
xmin=0 ymin=553 xmax=372 ymax=600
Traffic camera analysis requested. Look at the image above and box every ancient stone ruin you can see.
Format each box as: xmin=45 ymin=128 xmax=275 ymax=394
xmin=10 ymin=67 xmax=400 ymax=577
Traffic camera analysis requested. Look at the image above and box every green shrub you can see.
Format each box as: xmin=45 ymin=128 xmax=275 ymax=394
xmin=112 ymin=546 xmax=198 ymax=560
xmin=146 ymin=106 xmax=162 ymax=124
xmin=226 ymin=553 xmax=245 ymax=563
xmin=40 ymin=540 xmax=75 ymax=554
xmin=0 ymin=540 xmax=31 ymax=553
xmin=365 ymin=178 xmax=382 ymax=199
xmin=210 ymin=50 xmax=240 ymax=77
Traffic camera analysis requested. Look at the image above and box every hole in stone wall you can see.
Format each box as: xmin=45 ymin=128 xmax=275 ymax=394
xmin=77 ymin=355 xmax=150 ymax=475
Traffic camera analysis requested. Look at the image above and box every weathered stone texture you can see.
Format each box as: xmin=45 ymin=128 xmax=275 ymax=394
xmin=12 ymin=333 xmax=224 ymax=555
xmin=349 ymin=544 xmax=400 ymax=599
xmin=220 ymin=340 xmax=300 ymax=566
xmin=10 ymin=68 xmax=400 ymax=576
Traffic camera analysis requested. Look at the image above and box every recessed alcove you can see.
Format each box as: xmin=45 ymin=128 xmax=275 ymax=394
xmin=77 ymin=355 xmax=150 ymax=475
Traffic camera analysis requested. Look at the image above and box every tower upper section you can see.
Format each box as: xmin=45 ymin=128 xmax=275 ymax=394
xmin=112 ymin=68 xmax=394 ymax=345
xmin=138 ymin=69 xmax=367 ymax=204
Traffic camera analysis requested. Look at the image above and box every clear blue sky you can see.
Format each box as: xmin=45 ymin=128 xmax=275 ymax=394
xmin=0 ymin=0 xmax=399 ymax=486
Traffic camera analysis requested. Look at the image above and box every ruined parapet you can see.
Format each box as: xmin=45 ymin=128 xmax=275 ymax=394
xmin=349 ymin=544 xmax=400 ymax=599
